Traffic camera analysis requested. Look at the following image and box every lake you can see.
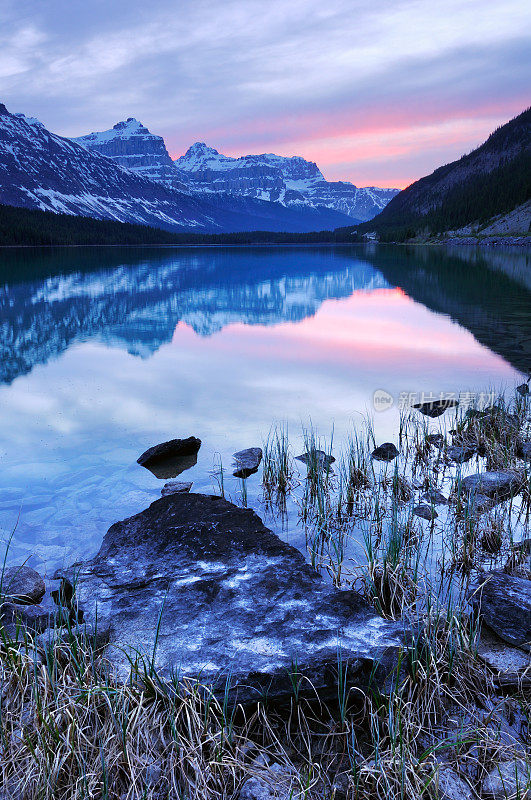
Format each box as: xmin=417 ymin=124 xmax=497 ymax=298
xmin=0 ymin=243 xmax=529 ymax=574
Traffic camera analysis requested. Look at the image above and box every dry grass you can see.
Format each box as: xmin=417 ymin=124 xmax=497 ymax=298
xmin=1 ymin=389 xmax=530 ymax=798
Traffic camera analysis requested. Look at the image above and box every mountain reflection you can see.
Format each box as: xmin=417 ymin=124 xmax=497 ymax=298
xmin=0 ymin=244 xmax=529 ymax=384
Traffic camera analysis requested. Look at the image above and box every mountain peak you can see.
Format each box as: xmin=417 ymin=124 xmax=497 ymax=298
xmin=185 ymin=141 xmax=221 ymax=157
xmin=175 ymin=142 xmax=231 ymax=172
xmin=112 ymin=118 xmax=144 ymax=132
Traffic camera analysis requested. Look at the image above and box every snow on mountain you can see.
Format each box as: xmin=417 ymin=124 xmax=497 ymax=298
xmin=0 ymin=104 xmax=356 ymax=233
xmin=72 ymin=118 xmax=189 ymax=191
xmin=72 ymin=117 xmax=397 ymax=222
xmin=175 ymin=142 xmax=398 ymax=221
xmin=0 ymin=104 xmax=216 ymax=230
xmin=14 ymin=113 xmax=45 ymax=128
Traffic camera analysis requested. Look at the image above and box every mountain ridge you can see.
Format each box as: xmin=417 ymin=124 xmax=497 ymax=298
xmin=0 ymin=103 xmax=357 ymax=234
xmin=74 ymin=119 xmax=398 ymax=221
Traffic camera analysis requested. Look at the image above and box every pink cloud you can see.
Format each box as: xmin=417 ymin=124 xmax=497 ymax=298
xmin=168 ymin=97 xmax=528 ymax=188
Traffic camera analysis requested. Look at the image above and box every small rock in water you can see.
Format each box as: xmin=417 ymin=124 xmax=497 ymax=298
xmin=481 ymin=758 xmax=530 ymax=800
xmin=412 ymin=399 xmax=459 ymax=418
xmin=1 ymin=566 xmax=45 ymax=605
xmin=161 ymin=481 xmax=193 ymax=496
xmin=469 ymin=571 xmax=531 ymax=651
xmin=413 ymin=503 xmax=438 ymax=521
xmin=137 ymin=437 xmax=201 ymax=477
xmin=461 ymin=470 xmax=523 ymax=501
xmin=446 ymin=444 xmax=476 ymax=463
xmin=421 ymin=489 xmax=448 ymax=505
xmin=465 ymin=408 xmax=489 ymax=419
xmin=371 ymin=443 xmax=399 ymax=462
xmin=233 ymin=447 xmax=263 ymax=478
xmin=426 ymin=433 xmax=445 ymax=448
xmin=516 ymin=382 xmax=529 ymax=396
xmin=295 ymin=449 xmax=335 ymax=469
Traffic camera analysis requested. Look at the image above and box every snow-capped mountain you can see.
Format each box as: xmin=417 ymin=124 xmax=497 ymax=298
xmin=175 ymin=142 xmax=399 ymax=221
xmin=72 ymin=118 xmax=189 ymax=191
xmin=73 ymin=118 xmax=398 ymax=222
xmin=0 ymin=104 xmax=356 ymax=233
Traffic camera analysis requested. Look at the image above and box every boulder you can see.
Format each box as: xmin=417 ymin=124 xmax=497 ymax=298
xmin=1 ymin=565 xmax=45 ymax=605
xmin=295 ymin=449 xmax=335 ymax=469
xmin=412 ymin=399 xmax=459 ymax=418
xmin=161 ymin=481 xmax=193 ymax=496
xmin=421 ymin=489 xmax=448 ymax=505
xmin=64 ymin=494 xmax=407 ymax=704
xmin=413 ymin=503 xmax=438 ymax=521
xmin=371 ymin=443 xmax=399 ymax=462
xmin=137 ymin=436 xmax=201 ymax=466
xmin=481 ymin=758 xmax=530 ymax=800
xmin=137 ymin=437 xmax=201 ymax=478
xmin=233 ymin=447 xmax=263 ymax=479
xmin=469 ymin=572 xmax=531 ymax=651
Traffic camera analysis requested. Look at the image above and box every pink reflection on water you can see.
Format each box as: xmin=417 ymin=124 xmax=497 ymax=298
xmin=171 ymin=288 xmax=515 ymax=383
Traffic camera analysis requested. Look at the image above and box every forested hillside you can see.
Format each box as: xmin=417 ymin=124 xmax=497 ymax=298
xmin=359 ymin=108 xmax=530 ymax=240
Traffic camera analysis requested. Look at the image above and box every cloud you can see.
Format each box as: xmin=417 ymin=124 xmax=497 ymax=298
xmin=1 ymin=0 xmax=529 ymax=186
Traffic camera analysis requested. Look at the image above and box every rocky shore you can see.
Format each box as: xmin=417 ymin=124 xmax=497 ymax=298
xmin=1 ymin=394 xmax=530 ymax=799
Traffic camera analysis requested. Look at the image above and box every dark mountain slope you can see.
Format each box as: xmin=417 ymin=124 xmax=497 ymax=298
xmin=362 ymin=108 xmax=531 ymax=238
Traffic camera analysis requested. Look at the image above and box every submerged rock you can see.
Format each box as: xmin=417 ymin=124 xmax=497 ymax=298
xmin=413 ymin=503 xmax=438 ymax=521
xmin=469 ymin=571 xmax=531 ymax=651
xmin=233 ymin=447 xmax=263 ymax=478
xmin=446 ymin=445 xmax=476 ymax=464
xmin=161 ymin=480 xmax=193 ymax=496
xmin=65 ymin=494 xmax=407 ymax=703
xmin=295 ymin=449 xmax=335 ymax=469
xmin=421 ymin=488 xmax=448 ymax=505
xmin=412 ymin=399 xmax=459 ymax=418
xmin=137 ymin=437 xmax=201 ymax=478
xmin=426 ymin=433 xmax=445 ymax=448
xmin=1 ymin=566 xmax=45 ymax=605
xmin=371 ymin=443 xmax=399 ymax=462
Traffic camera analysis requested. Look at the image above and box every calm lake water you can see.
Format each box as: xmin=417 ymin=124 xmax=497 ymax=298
xmin=0 ymin=244 xmax=529 ymax=574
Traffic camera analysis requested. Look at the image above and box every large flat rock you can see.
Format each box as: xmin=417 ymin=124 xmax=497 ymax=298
xmin=66 ymin=494 xmax=406 ymax=703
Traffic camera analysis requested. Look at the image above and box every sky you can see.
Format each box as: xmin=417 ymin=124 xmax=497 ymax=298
xmin=1 ymin=0 xmax=529 ymax=188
